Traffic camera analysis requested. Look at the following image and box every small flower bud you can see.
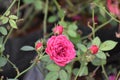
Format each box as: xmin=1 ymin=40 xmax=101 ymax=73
xmin=89 ymin=45 xmax=99 ymax=54
xmin=53 ymin=25 xmax=63 ymax=35
xmin=35 ymin=41 xmax=43 ymax=51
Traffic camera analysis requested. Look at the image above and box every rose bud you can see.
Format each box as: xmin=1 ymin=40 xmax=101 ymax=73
xmin=35 ymin=41 xmax=43 ymax=51
xmin=89 ymin=45 xmax=99 ymax=54
xmin=53 ymin=25 xmax=63 ymax=35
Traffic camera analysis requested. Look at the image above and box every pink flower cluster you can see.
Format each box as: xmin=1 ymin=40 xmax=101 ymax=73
xmin=45 ymin=35 xmax=76 ymax=66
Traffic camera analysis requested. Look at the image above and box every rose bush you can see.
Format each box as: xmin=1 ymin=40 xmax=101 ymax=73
xmin=0 ymin=0 xmax=120 ymax=80
xmin=45 ymin=35 xmax=76 ymax=66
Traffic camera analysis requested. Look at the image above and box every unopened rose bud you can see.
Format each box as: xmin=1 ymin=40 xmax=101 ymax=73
xmin=35 ymin=41 xmax=43 ymax=51
xmin=89 ymin=45 xmax=99 ymax=54
xmin=53 ymin=25 xmax=63 ymax=35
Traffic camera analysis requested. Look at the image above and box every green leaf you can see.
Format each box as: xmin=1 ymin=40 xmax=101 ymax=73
xmin=79 ymin=65 xmax=88 ymax=76
xmin=1 ymin=16 xmax=9 ymax=24
xmin=9 ymin=19 xmax=18 ymax=29
xmin=0 ymin=57 xmax=7 ymax=67
xmin=58 ymin=9 xmax=65 ymax=19
xmin=0 ymin=27 xmax=7 ymax=35
xmin=68 ymin=23 xmax=78 ymax=30
xmin=34 ymin=0 xmax=43 ymax=11
xmin=45 ymin=72 xmax=58 ymax=80
xmin=69 ymin=34 xmax=80 ymax=44
xmin=67 ymin=29 xmax=77 ymax=37
xmin=20 ymin=46 xmax=35 ymax=51
xmin=91 ymin=58 xmax=106 ymax=66
xmin=92 ymin=37 xmax=101 ymax=46
xmin=23 ymin=0 xmax=34 ymax=4
xmin=77 ymin=43 xmax=87 ymax=52
xmin=73 ymin=68 xmax=79 ymax=76
xmin=9 ymin=15 xmax=18 ymax=20
xmin=59 ymin=70 xmax=67 ymax=80
xmin=65 ymin=64 xmax=72 ymax=73
xmin=100 ymin=40 xmax=117 ymax=51
xmin=41 ymin=55 xmax=50 ymax=62
xmin=5 ymin=11 xmax=10 ymax=16
xmin=46 ymin=63 xmax=60 ymax=71
xmin=48 ymin=15 xmax=57 ymax=23
xmin=96 ymin=51 xmax=106 ymax=59
xmin=0 ymin=36 xmax=4 ymax=45
xmin=58 ymin=21 xmax=67 ymax=28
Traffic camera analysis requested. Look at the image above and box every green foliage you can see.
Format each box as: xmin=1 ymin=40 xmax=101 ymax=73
xmin=45 ymin=72 xmax=59 ymax=80
xmin=77 ymin=43 xmax=87 ymax=53
xmin=46 ymin=63 xmax=60 ymax=71
xmin=0 ymin=27 xmax=7 ymax=35
xmin=100 ymin=40 xmax=117 ymax=51
xmin=9 ymin=19 xmax=18 ymax=29
xmin=91 ymin=57 xmax=106 ymax=66
xmin=0 ymin=57 xmax=7 ymax=67
xmin=78 ymin=65 xmax=88 ymax=76
xmin=41 ymin=55 xmax=50 ymax=62
xmin=92 ymin=37 xmax=101 ymax=46
xmin=73 ymin=68 xmax=79 ymax=76
xmin=23 ymin=0 xmax=34 ymax=4
xmin=65 ymin=64 xmax=72 ymax=73
xmin=34 ymin=0 xmax=43 ymax=11
xmin=0 ymin=16 xmax=9 ymax=24
xmin=0 ymin=37 xmax=3 ymax=45
xmin=67 ymin=29 xmax=77 ymax=37
xmin=68 ymin=23 xmax=78 ymax=30
xmin=58 ymin=9 xmax=65 ymax=19
xmin=59 ymin=21 xmax=67 ymax=28
xmin=48 ymin=15 xmax=57 ymax=23
xmin=73 ymin=64 xmax=88 ymax=76
xmin=96 ymin=51 xmax=106 ymax=59
xmin=5 ymin=11 xmax=10 ymax=16
xmin=20 ymin=46 xmax=35 ymax=51
xmin=59 ymin=70 xmax=68 ymax=80
xmin=9 ymin=15 xmax=18 ymax=20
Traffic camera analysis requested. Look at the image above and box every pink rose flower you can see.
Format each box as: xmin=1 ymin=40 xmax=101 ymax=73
xmin=35 ymin=41 xmax=43 ymax=51
xmin=45 ymin=35 xmax=76 ymax=66
xmin=89 ymin=45 xmax=99 ymax=54
xmin=53 ymin=25 xmax=63 ymax=35
xmin=107 ymin=0 xmax=119 ymax=16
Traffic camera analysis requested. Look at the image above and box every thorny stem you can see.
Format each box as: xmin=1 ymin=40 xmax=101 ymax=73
xmin=14 ymin=52 xmax=43 ymax=79
xmin=3 ymin=0 xmax=17 ymax=16
xmin=14 ymin=60 xmax=36 ymax=79
xmin=3 ymin=28 xmax=13 ymax=45
xmin=101 ymin=65 xmax=109 ymax=80
xmin=94 ymin=3 xmax=120 ymax=23
xmin=81 ymin=18 xmax=113 ymax=40
xmin=90 ymin=66 xmax=100 ymax=77
xmin=43 ymin=0 xmax=48 ymax=40
xmin=3 ymin=0 xmax=20 ymax=45
xmin=53 ymin=0 xmax=61 ymax=10
xmin=92 ymin=8 xmax=95 ymax=38
xmin=7 ymin=58 xmax=20 ymax=75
